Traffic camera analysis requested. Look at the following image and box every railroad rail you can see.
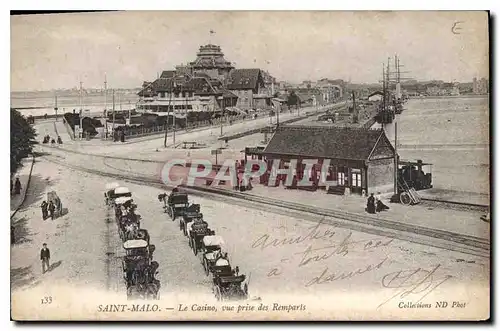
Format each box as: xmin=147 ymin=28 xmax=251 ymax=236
xmin=39 ymin=144 xmax=490 ymax=209
xmin=39 ymin=153 xmax=490 ymax=259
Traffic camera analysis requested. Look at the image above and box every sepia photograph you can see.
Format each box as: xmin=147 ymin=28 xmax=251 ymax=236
xmin=9 ymin=10 xmax=490 ymax=321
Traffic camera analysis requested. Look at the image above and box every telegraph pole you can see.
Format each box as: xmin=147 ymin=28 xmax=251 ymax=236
xmin=79 ymin=80 xmax=83 ymax=140
xmin=104 ymin=75 xmax=108 ymax=138
xmin=173 ymin=85 xmax=178 ymax=146
xmin=394 ymin=121 xmax=398 ymax=195
xmin=164 ymin=77 xmax=174 ymax=147
xmin=54 ymin=94 xmax=58 ymax=122
xmin=112 ymin=89 xmax=115 ymax=137
xmin=128 ymin=101 xmax=131 ymax=123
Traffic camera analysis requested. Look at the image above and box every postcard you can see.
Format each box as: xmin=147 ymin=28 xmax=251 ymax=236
xmin=10 ymin=10 xmax=490 ymax=321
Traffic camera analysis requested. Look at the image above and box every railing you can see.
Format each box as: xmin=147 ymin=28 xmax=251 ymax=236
xmin=107 ymin=112 xmax=264 ymax=141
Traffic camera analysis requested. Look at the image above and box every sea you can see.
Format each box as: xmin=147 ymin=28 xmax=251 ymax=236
xmin=10 ymin=90 xmax=139 ymax=117
xmin=372 ymin=96 xmax=490 ymax=195
xmin=11 ymin=91 xmax=489 ymax=195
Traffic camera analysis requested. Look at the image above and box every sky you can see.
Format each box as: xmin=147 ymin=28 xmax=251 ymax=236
xmin=11 ymin=11 xmax=489 ymax=91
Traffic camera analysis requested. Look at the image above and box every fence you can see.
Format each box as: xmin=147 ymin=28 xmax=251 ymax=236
xmin=102 ymin=112 xmax=262 ymax=141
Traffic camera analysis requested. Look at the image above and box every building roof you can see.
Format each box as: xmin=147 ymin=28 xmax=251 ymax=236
xmin=189 ymin=44 xmax=234 ymax=69
xmin=138 ymin=75 xmax=221 ymax=96
xmin=227 ymin=69 xmax=263 ymax=90
xmin=160 ymin=70 xmax=177 ymax=79
xmin=221 ymin=89 xmax=238 ymax=99
xmin=263 ymin=125 xmax=393 ymax=161
xmin=368 ymin=91 xmax=384 ymax=98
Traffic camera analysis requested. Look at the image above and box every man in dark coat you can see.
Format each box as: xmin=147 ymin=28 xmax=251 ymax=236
xmin=366 ymin=193 xmax=376 ymax=214
xmin=48 ymin=201 xmax=56 ymax=220
xmin=41 ymin=201 xmax=48 ymax=220
xmin=40 ymin=243 xmax=51 ymax=273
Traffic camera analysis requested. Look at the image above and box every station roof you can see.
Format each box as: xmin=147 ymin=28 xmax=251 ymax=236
xmin=227 ymin=69 xmax=263 ymax=90
xmin=263 ymin=125 xmax=394 ymax=161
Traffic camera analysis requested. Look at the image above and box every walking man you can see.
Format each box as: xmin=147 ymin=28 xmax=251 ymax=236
xmin=40 ymin=243 xmax=50 ymax=273
xmin=48 ymin=201 xmax=56 ymax=220
xmin=41 ymin=201 xmax=48 ymax=220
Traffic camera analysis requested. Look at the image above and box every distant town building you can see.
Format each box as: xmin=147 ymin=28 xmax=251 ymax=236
xmin=472 ymin=77 xmax=489 ymax=95
xmin=368 ymin=91 xmax=383 ymax=102
xmin=137 ymin=44 xmax=285 ymax=113
xmin=227 ymin=68 xmax=267 ymax=110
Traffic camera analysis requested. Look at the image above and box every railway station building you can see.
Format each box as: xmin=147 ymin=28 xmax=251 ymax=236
xmin=260 ymin=125 xmax=396 ymax=195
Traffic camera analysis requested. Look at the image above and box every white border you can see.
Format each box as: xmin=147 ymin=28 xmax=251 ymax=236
xmin=3 ymin=1 xmax=497 ymax=329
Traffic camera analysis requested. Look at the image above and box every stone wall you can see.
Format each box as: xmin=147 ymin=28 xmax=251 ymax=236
xmin=367 ymin=157 xmax=395 ymax=194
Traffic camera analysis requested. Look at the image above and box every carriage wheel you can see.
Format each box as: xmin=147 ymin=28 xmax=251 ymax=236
xmin=192 ymin=239 xmax=197 ymax=255
xmin=203 ymin=258 xmax=209 ymax=276
xmin=400 ymin=192 xmax=412 ymax=205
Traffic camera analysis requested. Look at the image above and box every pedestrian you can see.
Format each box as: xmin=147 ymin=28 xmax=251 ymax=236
xmin=376 ymin=192 xmax=390 ymax=212
xmin=14 ymin=177 xmax=21 ymax=195
xmin=366 ymin=193 xmax=376 ymax=214
xmin=40 ymin=243 xmax=51 ymax=273
xmin=10 ymin=179 xmax=13 ymax=195
xmin=48 ymin=201 xmax=56 ymax=220
xmin=41 ymin=200 xmax=48 ymax=220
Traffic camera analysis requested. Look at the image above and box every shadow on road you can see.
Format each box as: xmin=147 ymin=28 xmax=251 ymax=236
xmin=47 ymin=260 xmax=62 ymax=273
xmin=18 ymin=173 xmax=60 ymax=214
xmin=10 ymin=173 xmax=31 ymax=209
xmin=11 ymin=217 xmax=35 ymax=245
xmin=10 ymin=266 xmax=40 ymax=290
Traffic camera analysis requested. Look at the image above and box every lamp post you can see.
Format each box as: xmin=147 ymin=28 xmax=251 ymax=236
xmin=79 ymin=81 xmax=83 ymax=140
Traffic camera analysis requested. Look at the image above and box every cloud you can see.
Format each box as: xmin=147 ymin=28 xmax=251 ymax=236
xmin=11 ymin=11 xmax=489 ymax=91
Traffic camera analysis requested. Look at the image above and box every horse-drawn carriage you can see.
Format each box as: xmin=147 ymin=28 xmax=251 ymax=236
xmin=105 ymin=184 xmax=132 ymax=206
xmin=180 ymin=204 xmax=202 ymax=235
xmin=212 ymin=264 xmax=248 ymax=302
xmin=201 ymin=235 xmax=225 ymax=276
xmin=47 ymin=191 xmax=63 ymax=217
xmin=118 ymin=216 xmax=149 ymax=242
xmin=166 ymin=192 xmax=189 ymax=221
xmin=187 ymin=218 xmax=215 ymax=256
xmin=122 ymin=239 xmax=160 ymax=300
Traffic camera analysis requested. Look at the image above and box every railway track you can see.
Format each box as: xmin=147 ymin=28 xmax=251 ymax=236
xmin=39 ymin=145 xmax=490 ymax=209
xmin=39 ymin=153 xmax=490 ymax=259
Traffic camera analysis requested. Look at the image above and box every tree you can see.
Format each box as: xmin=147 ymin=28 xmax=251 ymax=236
xmin=11 ymin=108 xmax=37 ymax=175
xmin=287 ymin=91 xmax=300 ymax=109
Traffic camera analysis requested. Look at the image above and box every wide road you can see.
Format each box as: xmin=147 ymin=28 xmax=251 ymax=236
xmin=11 ymin=144 xmax=489 ymax=320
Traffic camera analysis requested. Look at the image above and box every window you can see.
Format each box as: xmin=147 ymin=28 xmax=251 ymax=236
xmin=351 ymin=169 xmax=362 ymax=187
xmin=338 ymin=172 xmax=345 ymax=186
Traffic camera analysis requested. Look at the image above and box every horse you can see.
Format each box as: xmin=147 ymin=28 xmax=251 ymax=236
xmin=158 ymin=193 xmax=168 ymax=210
xmin=145 ymin=281 xmax=161 ymax=300
xmin=146 ymin=244 xmax=155 ymax=261
xmin=136 ymin=229 xmax=150 ymax=242
xmin=127 ymin=285 xmax=145 ymax=300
